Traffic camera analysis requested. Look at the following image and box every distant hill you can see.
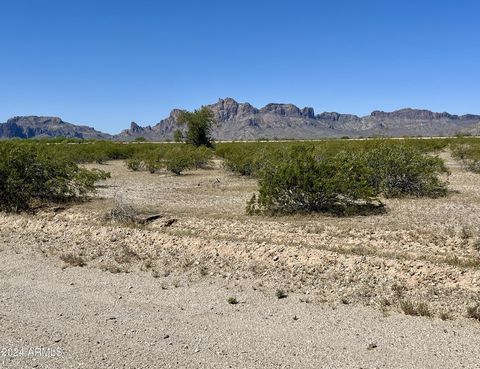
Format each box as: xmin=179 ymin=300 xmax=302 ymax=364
xmin=0 ymin=116 xmax=111 ymax=140
xmin=116 ymin=98 xmax=480 ymax=141
xmin=2 ymin=99 xmax=480 ymax=141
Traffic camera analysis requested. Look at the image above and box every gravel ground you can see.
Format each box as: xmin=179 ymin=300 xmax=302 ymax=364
xmin=1 ymin=250 xmax=480 ymax=369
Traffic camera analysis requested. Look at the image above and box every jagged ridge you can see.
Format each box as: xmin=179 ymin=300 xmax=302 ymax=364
xmin=116 ymin=98 xmax=480 ymax=141
xmin=2 ymin=99 xmax=480 ymax=140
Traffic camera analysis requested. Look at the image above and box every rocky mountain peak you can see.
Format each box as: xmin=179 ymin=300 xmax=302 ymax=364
xmin=8 ymin=116 xmax=64 ymax=126
xmin=129 ymin=122 xmax=143 ymax=133
xmin=0 ymin=116 xmax=110 ymax=139
xmin=259 ymin=103 xmax=315 ymax=118
xmin=370 ymin=109 xmax=454 ymax=120
xmin=206 ymin=98 xmax=258 ymax=121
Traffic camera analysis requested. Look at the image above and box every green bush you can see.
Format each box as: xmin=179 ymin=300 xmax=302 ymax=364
xmin=450 ymin=139 xmax=480 ymax=173
xmin=247 ymin=145 xmax=383 ymax=216
xmin=364 ymin=144 xmax=448 ymax=198
xmin=165 ymin=147 xmax=195 ymax=175
xmin=0 ymin=142 xmax=109 ymax=212
xmin=125 ymin=157 xmax=142 ymax=171
xmin=190 ymin=146 xmax=214 ymax=169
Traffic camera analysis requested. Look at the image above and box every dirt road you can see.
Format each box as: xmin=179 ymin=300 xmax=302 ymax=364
xmin=1 ymin=250 xmax=480 ymax=369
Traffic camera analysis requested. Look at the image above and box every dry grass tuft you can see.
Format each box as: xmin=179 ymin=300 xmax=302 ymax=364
xmin=400 ymin=300 xmax=432 ymax=317
xmin=440 ymin=312 xmax=450 ymax=321
xmin=107 ymin=195 xmax=139 ymax=225
xmin=276 ymin=288 xmax=287 ymax=299
xmin=227 ymin=297 xmax=238 ymax=305
xmin=60 ymin=253 xmax=86 ymax=267
xmin=467 ymin=304 xmax=480 ymax=320
xmin=106 ymin=193 xmax=163 ymax=226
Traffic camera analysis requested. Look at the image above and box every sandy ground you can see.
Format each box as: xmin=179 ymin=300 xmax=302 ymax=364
xmin=1 ymin=153 xmax=480 ymax=367
xmin=2 ymin=250 xmax=480 ymax=369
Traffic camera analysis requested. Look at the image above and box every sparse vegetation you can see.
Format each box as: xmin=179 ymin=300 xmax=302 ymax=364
xmin=440 ymin=312 xmax=450 ymax=321
xmin=107 ymin=196 xmax=140 ymax=225
xmin=0 ymin=142 xmax=109 ymax=212
xmin=400 ymin=300 xmax=432 ymax=317
xmin=60 ymin=253 xmax=86 ymax=267
xmin=246 ymin=145 xmax=383 ymax=216
xmin=3 ymin=136 xmax=480 ymax=323
xmin=467 ymin=304 xmax=480 ymax=320
xmin=227 ymin=297 xmax=238 ymax=305
xmin=364 ymin=144 xmax=448 ymax=198
xmin=218 ymin=140 xmax=449 ymax=215
xmin=126 ymin=157 xmax=143 ymax=171
xmin=451 ymin=138 xmax=480 ymax=173
xmin=276 ymin=288 xmax=287 ymax=299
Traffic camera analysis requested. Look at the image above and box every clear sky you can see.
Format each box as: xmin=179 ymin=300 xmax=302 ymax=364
xmin=1 ymin=0 xmax=479 ymax=133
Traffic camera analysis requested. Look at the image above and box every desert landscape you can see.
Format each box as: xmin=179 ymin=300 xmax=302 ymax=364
xmin=2 ymin=2 xmax=480 ymax=367
xmin=2 ymin=142 xmax=480 ymax=368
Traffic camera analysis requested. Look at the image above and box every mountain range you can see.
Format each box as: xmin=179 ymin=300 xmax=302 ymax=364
xmin=2 ymin=98 xmax=480 ymax=140
xmin=0 ymin=116 xmax=110 ymax=140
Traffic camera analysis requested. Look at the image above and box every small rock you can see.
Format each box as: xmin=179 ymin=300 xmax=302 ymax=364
xmin=367 ymin=343 xmax=378 ymax=350
xmin=272 ymin=256 xmax=279 ymax=261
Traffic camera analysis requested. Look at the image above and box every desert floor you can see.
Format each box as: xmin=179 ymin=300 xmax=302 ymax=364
xmin=1 ymin=152 xmax=480 ymax=368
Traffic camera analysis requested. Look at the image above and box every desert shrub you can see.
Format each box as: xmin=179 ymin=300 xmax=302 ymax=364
xmin=140 ymin=146 xmax=169 ymax=173
xmin=247 ymin=145 xmax=383 ymax=216
xmin=125 ymin=157 xmax=143 ymax=171
xmin=187 ymin=146 xmax=214 ymax=169
xmin=451 ymin=140 xmax=480 ymax=173
xmin=0 ymin=142 xmax=109 ymax=212
xmin=218 ymin=143 xmax=284 ymax=177
xmin=165 ymin=147 xmax=195 ymax=175
xmin=223 ymin=148 xmax=264 ymax=176
xmin=363 ymin=144 xmax=448 ymax=198
xmin=144 ymin=157 xmax=162 ymax=173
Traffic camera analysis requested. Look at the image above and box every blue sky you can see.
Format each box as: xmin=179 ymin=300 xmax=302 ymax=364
xmin=1 ymin=0 xmax=479 ymax=133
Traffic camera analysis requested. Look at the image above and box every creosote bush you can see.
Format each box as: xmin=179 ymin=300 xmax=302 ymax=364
xmin=0 ymin=142 xmax=109 ymax=212
xmin=246 ymin=142 xmax=448 ymax=216
xmin=165 ymin=148 xmax=195 ymax=175
xmin=450 ymin=138 xmax=480 ymax=173
xmin=124 ymin=145 xmax=213 ymax=175
xmin=364 ymin=144 xmax=448 ymax=198
xmin=247 ymin=145 xmax=383 ymax=216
